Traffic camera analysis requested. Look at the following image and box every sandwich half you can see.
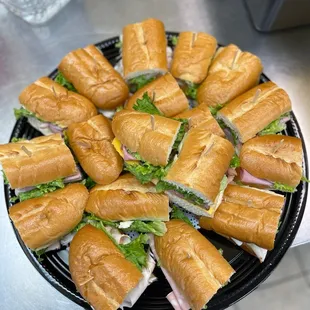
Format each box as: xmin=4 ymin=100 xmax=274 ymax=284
xmin=70 ymin=224 xmax=156 ymax=310
xmin=67 ymin=114 xmax=123 ymax=186
xmin=151 ymin=219 xmax=235 ymax=310
xmin=157 ymin=129 xmax=234 ymax=217
xmin=9 ymin=183 xmax=88 ymax=250
xmin=175 ymin=104 xmax=225 ymax=137
xmin=122 ymin=18 xmax=168 ymax=90
xmin=112 ymin=109 xmax=184 ymax=183
xmin=86 ymin=173 xmax=169 ymax=236
xmin=16 ymin=77 xmax=97 ymax=135
xmin=197 ymin=44 xmax=263 ymax=114
xmin=0 ymin=133 xmax=79 ymax=201
xmin=239 ymin=135 xmax=303 ymax=192
xmin=200 ymin=184 xmax=285 ymax=262
xmin=217 ymin=81 xmax=292 ymax=143
xmin=58 ymin=45 xmax=129 ymax=109
xmin=171 ymin=31 xmax=217 ymax=99
xmin=126 ymin=73 xmax=189 ymax=117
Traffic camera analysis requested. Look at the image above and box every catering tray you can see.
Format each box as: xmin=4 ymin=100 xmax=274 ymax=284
xmin=4 ymin=32 xmax=309 ymax=310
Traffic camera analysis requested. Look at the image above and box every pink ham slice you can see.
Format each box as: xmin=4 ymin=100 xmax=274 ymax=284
xmin=149 ymin=235 xmax=191 ymax=310
xmin=239 ymin=169 xmax=273 ymax=187
xmin=122 ymin=145 xmax=137 ymax=161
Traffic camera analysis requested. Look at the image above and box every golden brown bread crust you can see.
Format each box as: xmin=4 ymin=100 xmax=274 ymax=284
xmin=9 ymin=184 xmax=88 ymax=250
xmin=240 ymin=135 xmax=303 ymax=187
xmin=164 ymin=131 xmax=234 ymax=202
xmin=18 ymin=77 xmax=97 ymax=128
xmin=86 ymin=174 xmax=169 ymax=221
xmin=199 ymin=184 xmax=285 ymax=250
xmin=67 ymin=115 xmax=123 ymax=185
xmin=69 ymin=225 xmax=142 ymax=310
xmin=171 ymin=31 xmax=217 ymax=84
xmin=218 ymin=81 xmax=292 ymax=143
xmin=197 ymin=44 xmax=263 ymax=108
xmin=58 ymin=45 xmax=129 ymax=109
xmin=175 ymin=104 xmax=225 ymax=137
xmin=126 ymin=74 xmax=189 ymax=117
xmin=112 ymin=110 xmax=181 ymax=166
xmin=122 ymin=18 xmax=167 ymax=79
xmin=154 ymin=220 xmax=234 ymax=310
xmin=0 ymin=133 xmax=76 ymax=189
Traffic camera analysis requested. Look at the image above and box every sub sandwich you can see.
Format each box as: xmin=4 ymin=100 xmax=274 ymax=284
xmin=70 ymin=224 xmax=156 ymax=310
xmin=16 ymin=77 xmax=97 ymax=135
xmin=171 ymin=31 xmax=217 ymax=99
xmin=67 ymin=114 xmax=123 ymax=185
xmin=175 ymin=104 xmax=225 ymax=137
xmin=0 ymin=134 xmax=80 ymax=201
xmin=86 ymin=173 xmax=169 ymax=236
xmin=150 ymin=219 xmax=235 ymax=310
xmin=122 ymin=18 xmax=168 ymax=91
xmin=156 ymin=129 xmax=235 ymax=217
xmin=9 ymin=183 xmax=88 ymax=250
xmin=200 ymin=184 xmax=285 ymax=262
xmin=58 ymin=45 xmax=129 ymax=109
xmin=217 ymin=81 xmax=292 ymax=143
xmin=197 ymin=44 xmax=263 ymax=114
xmin=112 ymin=109 xmax=185 ymax=183
xmin=126 ymin=73 xmax=189 ymax=117
xmin=239 ymin=135 xmax=303 ymax=192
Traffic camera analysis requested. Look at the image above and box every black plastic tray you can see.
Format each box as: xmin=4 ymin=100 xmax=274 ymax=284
xmin=4 ymin=32 xmax=309 ymax=310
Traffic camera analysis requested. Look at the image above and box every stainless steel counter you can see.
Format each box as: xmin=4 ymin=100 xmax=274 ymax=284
xmin=0 ymin=0 xmax=309 ymax=309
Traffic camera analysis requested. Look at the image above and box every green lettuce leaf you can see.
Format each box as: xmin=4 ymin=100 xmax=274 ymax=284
xmin=301 ymin=176 xmax=310 ymax=182
xmin=63 ymin=130 xmax=69 ymax=147
xmin=81 ymin=177 xmax=96 ymax=190
xmin=120 ymin=234 xmax=149 ymax=270
xmin=217 ymin=119 xmax=238 ymax=145
xmin=184 ymin=82 xmax=198 ymax=100
xmin=156 ymin=181 xmax=206 ymax=205
xmin=273 ymin=182 xmax=295 ymax=193
xmin=2 ymin=170 xmax=9 ymax=185
xmin=11 ymin=137 xmax=25 ymax=143
xmin=124 ymin=220 xmax=167 ymax=236
xmin=229 ymin=154 xmax=240 ymax=168
xmin=34 ymin=248 xmax=46 ymax=262
xmin=129 ymin=76 xmax=156 ymax=93
xmin=124 ymin=161 xmax=169 ymax=184
xmin=83 ymin=214 xmax=118 ymax=228
xmin=116 ymin=105 xmax=124 ymax=112
xmin=172 ymin=119 xmax=188 ymax=150
xmin=220 ymin=175 xmax=228 ymax=191
xmin=259 ymin=114 xmax=288 ymax=136
xmin=218 ymin=248 xmax=223 ymax=255
xmin=115 ymin=40 xmax=122 ymax=48
xmin=171 ymin=35 xmax=179 ymax=46
xmin=133 ymin=92 xmax=162 ymax=115
xmin=14 ymin=107 xmax=36 ymax=120
xmin=11 ymin=179 xmax=65 ymax=202
xmin=170 ymin=205 xmax=193 ymax=227
xmin=55 ymin=72 xmax=77 ymax=92
xmin=209 ymin=104 xmax=223 ymax=116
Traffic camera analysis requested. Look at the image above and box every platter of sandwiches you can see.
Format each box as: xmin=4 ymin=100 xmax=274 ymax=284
xmin=2 ymin=18 xmax=309 ymax=310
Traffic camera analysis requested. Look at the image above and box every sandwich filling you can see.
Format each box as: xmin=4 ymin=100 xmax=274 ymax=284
xmin=128 ymin=74 xmax=157 ymax=93
xmin=14 ymin=106 xmax=64 ymax=135
xmin=239 ymin=168 xmax=297 ymax=193
xmin=258 ymin=112 xmax=290 ymax=136
xmin=177 ymin=79 xmax=199 ymax=100
xmin=156 ymin=175 xmax=228 ymax=209
xmin=83 ymin=213 xmax=167 ymax=237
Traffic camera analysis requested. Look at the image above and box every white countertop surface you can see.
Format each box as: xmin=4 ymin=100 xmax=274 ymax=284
xmin=0 ymin=0 xmax=309 ymax=309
